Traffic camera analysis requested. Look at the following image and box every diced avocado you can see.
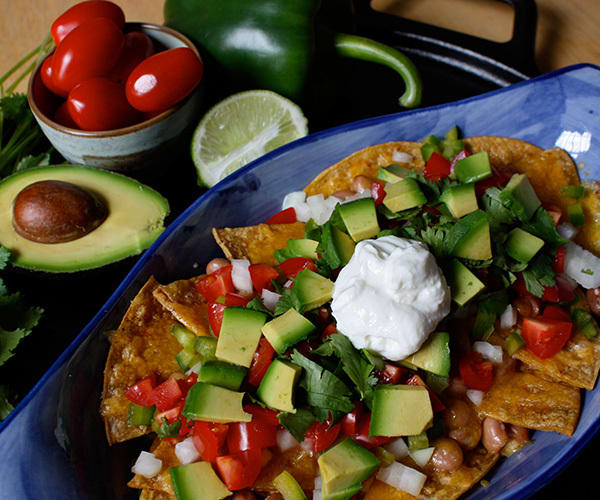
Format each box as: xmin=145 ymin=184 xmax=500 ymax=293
xmin=382 ymin=178 xmax=426 ymax=213
xmin=453 ymin=152 xmax=492 ymax=183
xmin=293 ymin=269 xmax=334 ymax=311
xmin=197 ymin=360 xmax=247 ymax=391
xmin=568 ymin=203 xmax=586 ymax=226
xmin=377 ymin=164 xmax=410 ymax=183
xmin=498 ymin=173 xmax=541 ymax=222
xmin=504 ymin=331 xmax=525 ymax=355
xmin=216 ymin=307 xmax=267 ymax=367
xmin=561 ymin=185 xmax=585 ymax=199
xmin=405 ymin=332 xmax=450 ymax=377
xmin=127 ymin=403 xmax=155 ymax=427
xmin=421 ymin=135 xmax=442 ymax=162
xmin=505 ymin=228 xmax=544 ymax=263
xmin=194 ymin=336 xmax=218 ymax=361
xmin=318 ymin=439 xmax=380 ymax=498
xmin=256 ymin=359 xmax=302 ymax=412
xmin=407 ymin=431 xmax=429 ymax=451
xmin=182 ymin=382 xmax=251 ymax=423
xmin=176 ymin=347 xmax=203 ymax=372
xmin=262 ymin=308 xmax=316 ymax=354
xmin=287 ymin=239 xmax=319 ymax=260
xmin=337 ymin=198 xmax=380 ymax=242
xmin=370 ymin=385 xmax=433 ymax=437
xmin=273 ymin=470 xmax=307 ymax=500
xmin=322 ymin=484 xmax=362 ymax=500
xmin=440 ymin=183 xmax=478 ymax=218
xmin=572 ymin=308 xmax=598 ymax=339
xmin=321 ymin=222 xmax=355 ymax=268
xmin=170 ymin=460 xmax=231 ymax=500
xmin=446 ymin=259 xmax=485 ymax=306
xmin=171 ymin=324 xmax=196 ymax=350
xmin=443 ymin=210 xmax=492 ymax=260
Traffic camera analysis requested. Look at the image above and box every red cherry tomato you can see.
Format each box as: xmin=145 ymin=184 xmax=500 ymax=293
xmin=371 ymin=181 xmax=386 ymax=205
xmin=552 ymin=246 xmax=566 ymax=274
xmin=123 ymin=373 xmax=157 ymax=407
xmin=195 ymin=265 xmax=235 ymax=303
xmin=305 ymin=419 xmax=341 ymax=453
xmin=51 ymin=0 xmax=125 ymax=46
xmin=542 ymin=305 xmax=571 ymax=322
xmin=225 ymin=293 xmax=250 ymax=307
xmin=108 ymin=31 xmax=155 ymax=84
xmin=458 ymin=352 xmax=493 ymax=392
xmin=152 ymin=377 xmax=183 ymax=412
xmin=67 ymin=77 xmax=140 ymax=131
xmin=248 ymin=263 xmax=279 ymax=292
xmin=406 ymin=374 xmax=446 ymax=412
xmin=247 ymin=337 xmax=275 ymax=387
xmin=521 ymin=317 xmax=572 ymax=359
xmin=40 ymin=56 xmax=64 ymax=96
xmin=192 ymin=421 xmax=229 ymax=462
xmin=243 ymin=404 xmax=280 ymax=427
xmin=53 ymin=101 xmax=79 ymax=128
xmin=266 ymin=207 xmax=297 ymax=224
xmin=279 ymin=257 xmax=317 ymax=279
xmin=342 ymin=402 xmax=364 ymax=436
xmin=52 ymin=17 xmax=124 ymax=96
xmin=215 ymin=449 xmax=262 ymax=491
xmin=125 ymin=47 xmax=203 ymax=112
xmin=352 ymin=412 xmax=393 ymax=448
xmin=227 ymin=418 xmax=278 ymax=454
xmin=374 ymin=364 xmax=407 ymax=385
xmin=207 ymin=302 xmax=226 ymax=337
xmin=424 ymin=152 xmax=451 ymax=182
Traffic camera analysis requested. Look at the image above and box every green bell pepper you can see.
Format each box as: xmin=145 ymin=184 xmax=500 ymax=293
xmin=163 ymin=0 xmax=422 ymax=109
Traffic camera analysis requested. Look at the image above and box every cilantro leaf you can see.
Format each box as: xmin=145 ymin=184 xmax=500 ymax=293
xmin=14 ymin=152 xmax=50 ymax=172
xmin=0 ymin=291 xmax=43 ymax=365
xmin=481 ymin=187 xmax=515 ymax=231
xmin=0 ymin=385 xmax=14 ymax=421
xmin=245 ymin=297 xmax=273 ymax=316
xmin=522 ymin=207 xmax=568 ymax=248
xmin=420 ymin=226 xmax=449 ymax=259
xmin=273 ymin=287 xmax=302 ymax=316
xmin=472 ymin=290 xmax=509 ymax=340
xmin=304 ymin=219 xmax=322 ymax=241
xmin=157 ymin=417 xmax=181 ymax=438
xmin=278 ymin=409 xmax=315 ymax=442
xmin=522 ymin=253 xmax=556 ymax=298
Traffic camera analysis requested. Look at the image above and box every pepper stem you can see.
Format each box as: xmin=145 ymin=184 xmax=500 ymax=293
xmin=333 ymin=32 xmax=422 ymax=108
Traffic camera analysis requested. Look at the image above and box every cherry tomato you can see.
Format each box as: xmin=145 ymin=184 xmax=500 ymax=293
xmin=458 ymin=352 xmax=493 ymax=392
xmin=177 ymin=372 xmax=198 ymax=398
xmin=125 ymin=47 xmax=203 ymax=112
xmin=521 ymin=317 xmax=572 ymax=359
xmin=192 ymin=421 xmax=229 ymax=462
xmin=406 ymin=374 xmax=446 ymax=412
xmin=266 ymin=207 xmax=297 ymax=224
xmin=243 ymin=404 xmax=280 ymax=427
xmin=123 ymin=373 xmax=157 ymax=407
xmin=542 ymin=305 xmax=571 ymax=322
xmin=215 ymin=449 xmax=262 ymax=491
xmin=152 ymin=377 xmax=183 ymax=412
xmin=279 ymin=257 xmax=317 ymax=279
xmin=552 ymin=246 xmax=566 ymax=274
xmin=225 ymin=293 xmax=250 ymax=307
xmin=247 ymin=337 xmax=275 ymax=387
xmin=67 ymin=77 xmax=140 ymax=131
xmin=248 ymin=263 xmax=279 ymax=292
xmin=227 ymin=418 xmax=278 ymax=454
xmin=40 ymin=55 xmax=64 ymax=96
xmin=424 ymin=152 xmax=451 ymax=182
xmin=108 ymin=31 xmax=155 ymax=84
xmin=374 ymin=364 xmax=407 ymax=385
xmin=352 ymin=412 xmax=393 ymax=448
xmin=53 ymin=101 xmax=79 ymax=129
xmin=52 ymin=17 xmax=124 ymax=96
xmin=321 ymin=322 xmax=337 ymax=339
xmin=195 ymin=265 xmax=235 ymax=303
xmin=51 ymin=0 xmax=125 ymax=46
xmin=208 ymin=302 xmax=226 ymax=337
xmin=371 ymin=181 xmax=386 ymax=205
xmin=305 ymin=419 xmax=341 ymax=453
xmin=342 ymin=402 xmax=364 ymax=436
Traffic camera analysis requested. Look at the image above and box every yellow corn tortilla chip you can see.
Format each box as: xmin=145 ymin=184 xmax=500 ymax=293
xmin=153 ymin=277 xmax=210 ymax=337
xmin=253 ymin=446 xmax=318 ymax=494
xmin=477 ymin=369 xmax=580 ymax=436
xmin=577 ymin=180 xmax=600 ymax=255
xmin=101 ymin=277 xmax=182 ymax=445
xmin=129 ymin=438 xmax=178 ymax=495
xmin=139 ymin=489 xmax=176 ymax=500
xmin=212 ymin=222 xmax=306 ymax=265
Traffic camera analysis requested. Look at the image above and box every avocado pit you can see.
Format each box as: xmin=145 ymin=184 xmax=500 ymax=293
xmin=12 ymin=180 xmax=108 ymax=244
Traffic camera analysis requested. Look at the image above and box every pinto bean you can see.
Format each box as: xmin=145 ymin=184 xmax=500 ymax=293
xmin=442 ymin=399 xmax=482 ymax=451
xmin=507 ymin=424 xmax=529 ymax=444
xmin=482 ymin=417 xmax=508 ymax=454
xmin=430 ymin=437 xmax=464 ymax=473
xmin=232 ymin=492 xmax=257 ymax=500
xmin=206 ymin=257 xmax=230 ymax=274
xmin=512 ymin=295 xmax=540 ymax=318
xmin=587 ymin=287 xmax=600 ymax=316
xmin=332 ymin=189 xmax=356 ymax=200
xmin=352 ymin=175 xmax=374 ymax=193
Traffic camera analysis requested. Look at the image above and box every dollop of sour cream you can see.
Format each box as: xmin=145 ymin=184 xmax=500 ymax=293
xmin=331 ymin=236 xmax=451 ymax=360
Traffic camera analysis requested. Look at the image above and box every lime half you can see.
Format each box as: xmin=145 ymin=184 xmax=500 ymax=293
xmin=192 ymin=90 xmax=309 ymax=187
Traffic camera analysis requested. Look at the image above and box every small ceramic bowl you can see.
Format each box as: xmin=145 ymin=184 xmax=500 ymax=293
xmin=27 ymin=22 xmax=203 ymax=175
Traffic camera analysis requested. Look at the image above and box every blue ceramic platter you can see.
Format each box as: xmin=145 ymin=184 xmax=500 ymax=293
xmin=1 ymin=64 xmax=600 ymax=500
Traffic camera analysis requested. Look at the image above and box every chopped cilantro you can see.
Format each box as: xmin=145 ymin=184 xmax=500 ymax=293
xmin=521 ymin=253 xmax=556 ymax=298
xmin=245 ymin=297 xmax=273 ymax=316
xmin=0 ymin=385 xmax=14 ymax=421
xmin=278 ymin=408 xmax=315 ymax=442
xmin=522 ymin=207 xmax=568 ymax=248
xmin=481 ymin=187 xmax=515 ymax=231
xmin=273 ymin=287 xmax=302 ymax=316
xmin=582 ymin=268 xmax=595 ymax=276
xmin=157 ymin=417 xmax=181 ymax=438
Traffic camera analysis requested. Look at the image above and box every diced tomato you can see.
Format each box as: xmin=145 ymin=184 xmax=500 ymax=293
xmin=374 ymin=364 xmax=407 ymax=385
xmin=249 ymin=263 xmax=279 ymax=292
xmin=521 ymin=317 xmax=572 ymax=359
xmin=177 ymin=373 xmax=198 ymax=397
xmin=458 ymin=352 xmax=493 ymax=392
xmin=208 ymin=302 xmax=226 ymax=337
xmin=247 ymin=337 xmax=276 ymax=387
xmin=123 ymin=373 xmax=157 ymax=407
xmin=215 ymin=448 xmax=262 ymax=491
xmin=279 ymin=257 xmax=317 ymax=279
xmin=424 ymin=152 xmax=451 ymax=182
xmin=192 ymin=421 xmax=229 ymax=462
xmin=195 ymin=265 xmax=235 ymax=302
xmin=449 ymin=149 xmax=469 ymax=171
xmin=225 ymin=293 xmax=250 ymax=307
xmin=541 ymin=285 xmax=560 ymax=303
xmin=406 ymin=374 xmax=446 ymax=412
xmin=321 ymin=322 xmax=337 ymax=339
xmin=266 ymin=207 xmax=297 ymax=224
xmin=556 ymin=275 xmax=576 ymax=302
xmin=227 ymin=415 xmax=278 ymax=453
xmin=352 ymin=412 xmax=393 ymax=448
xmin=371 ymin=181 xmax=386 ymax=206
xmin=475 ymin=166 xmax=508 ymax=197
xmin=342 ymin=402 xmax=364 ymax=436
xmin=542 ymin=305 xmax=571 ymax=322
xmin=152 ymin=378 xmax=183 ymax=412
xmin=545 ymin=205 xmax=563 ymax=225
xmin=552 ymin=246 xmax=566 ymax=274
xmin=178 ymin=415 xmax=194 ymax=438
xmin=154 ymin=402 xmax=183 ymax=427
xmin=305 ymin=418 xmax=341 ymax=453
xmin=243 ymin=404 xmax=280 ymax=427
xmin=514 ymin=274 xmax=561 ymax=304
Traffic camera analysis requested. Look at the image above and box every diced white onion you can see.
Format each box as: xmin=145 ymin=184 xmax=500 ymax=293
xmin=284 ymin=279 xmax=293 ymax=289
xmin=300 ymin=437 xmax=314 ymax=453
xmin=557 ymin=222 xmax=579 ymax=240
xmin=473 ymin=341 xmax=503 ymax=364
xmin=499 ymin=304 xmax=517 ymax=329
xmin=231 ymin=259 xmax=253 ymax=294
xmin=392 ymin=151 xmax=413 ymax=164
xmin=408 ymin=447 xmax=435 ymax=467
xmin=175 ymin=437 xmax=200 ymax=465
xmin=313 ymin=489 xmax=322 ymax=500
xmin=281 ymin=190 xmax=341 ymax=224
xmin=261 ymin=289 xmax=282 ymax=312
xmin=466 ymin=389 xmax=485 ymax=406
xmin=131 ymin=451 xmax=162 ymax=478
xmin=282 ymin=191 xmax=306 ymax=210
xmin=314 ymin=476 xmax=322 ymax=490
xmin=564 ymin=242 xmax=600 ymax=289
xmin=384 ymin=437 xmax=409 ymax=460
xmin=186 ymin=360 xmax=203 ymax=376
xmin=376 ymin=461 xmax=427 ymax=497
xmin=276 ymin=429 xmax=299 ymax=452
xmin=342 ymin=189 xmax=373 ymax=203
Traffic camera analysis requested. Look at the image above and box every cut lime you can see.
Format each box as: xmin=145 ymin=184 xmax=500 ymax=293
xmin=192 ymin=90 xmax=309 ymax=187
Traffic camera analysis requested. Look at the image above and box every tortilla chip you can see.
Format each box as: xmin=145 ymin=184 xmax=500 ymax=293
xmin=477 ymin=369 xmax=580 ymax=435
xmin=364 ymin=480 xmax=418 ymax=500
xmin=212 ymin=222 xmax=306 ymax=265
xmin=101 ymin=277 xmax=182 ymax=445
xmin=577 ymin=180 xmax=600 ymax=255
xmin=153 ymin=277 xmax=210 ymax=337
xmin=253 ymin=446 xmax=318 ymax=494
xmin=139 ymin=489 xmax=176 ymax=500
xmin=304 ymin=142 xmax=424 ymax=197
xmin=129 ymin=438 xmax=178 ymax=495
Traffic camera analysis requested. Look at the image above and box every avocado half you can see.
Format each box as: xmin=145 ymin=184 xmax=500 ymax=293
xmin=0 ymin=165 xmax=169 ymax=272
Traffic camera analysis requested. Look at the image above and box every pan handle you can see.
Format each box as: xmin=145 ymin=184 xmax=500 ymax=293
xmin=352 ymin=0 xmax=539 ymax=77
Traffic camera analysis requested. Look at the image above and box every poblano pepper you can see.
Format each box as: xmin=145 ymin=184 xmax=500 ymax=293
xmin=163 ymin=0 xmax=422 ymax=109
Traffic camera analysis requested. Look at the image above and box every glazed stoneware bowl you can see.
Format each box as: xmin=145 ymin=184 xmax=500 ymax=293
xmin=27 ymin=22 xmax=203 ymax=175
xmin=3 ymin=64 xmax=600 ymax=499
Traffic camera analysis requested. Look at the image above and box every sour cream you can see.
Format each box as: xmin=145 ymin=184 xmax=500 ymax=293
xmin=331 ymin=236 xmax=451 ymax=360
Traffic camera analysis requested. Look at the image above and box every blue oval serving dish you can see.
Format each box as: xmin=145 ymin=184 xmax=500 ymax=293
xmin=1 ymin=64 xmax=600 ymax=500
